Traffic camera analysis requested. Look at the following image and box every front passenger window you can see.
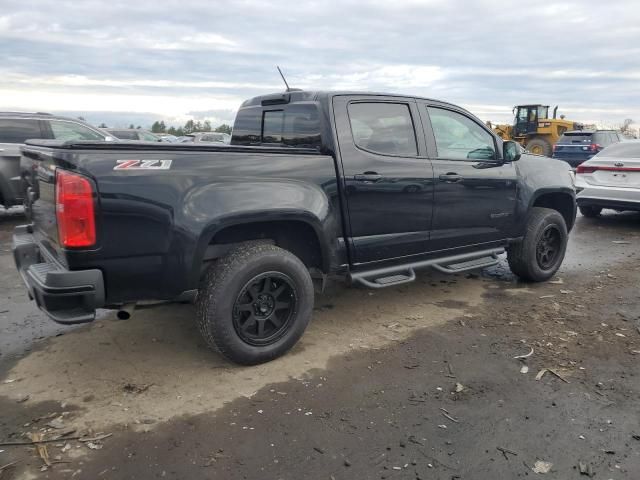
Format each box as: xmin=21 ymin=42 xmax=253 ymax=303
xmin=427 ymin=107 xmax=496 ymax=161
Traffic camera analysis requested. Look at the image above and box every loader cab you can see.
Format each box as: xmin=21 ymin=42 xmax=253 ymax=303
xmin=514 ymin=105 xmax=549 ymax=137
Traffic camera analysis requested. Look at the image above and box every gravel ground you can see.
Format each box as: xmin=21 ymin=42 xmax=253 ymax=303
xmin=0 ymin=209 xmax=638 ymax=479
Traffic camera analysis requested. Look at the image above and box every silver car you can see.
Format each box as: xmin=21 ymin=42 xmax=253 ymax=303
xmin=575 ymin=140 xmax=640 ymax=217
xmin=185 ymin=132 xmax=231 ymax=144
xmin=0 ymin=113 xmax=114 ymax=209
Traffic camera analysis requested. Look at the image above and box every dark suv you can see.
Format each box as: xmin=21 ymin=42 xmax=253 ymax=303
xmin=0 ymin=113 xmax=114 ymax=208
xmin=552 ymin=130 xmax=623 ymax=168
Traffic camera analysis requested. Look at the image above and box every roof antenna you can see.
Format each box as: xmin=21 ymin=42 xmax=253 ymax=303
xmin=277 ymin=66 xmax=291 ymax=92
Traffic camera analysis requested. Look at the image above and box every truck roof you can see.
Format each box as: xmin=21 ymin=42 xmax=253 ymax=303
xmin=240 ymin=90 xmax=465 ymax=112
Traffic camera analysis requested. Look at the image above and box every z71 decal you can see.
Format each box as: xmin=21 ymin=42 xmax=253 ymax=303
xmin=114 ymin=159 xmax=172 ymax=170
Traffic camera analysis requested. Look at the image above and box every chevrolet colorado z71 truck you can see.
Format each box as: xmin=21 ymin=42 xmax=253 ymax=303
xmin=13 ymin=91 xmax=576 ymax=364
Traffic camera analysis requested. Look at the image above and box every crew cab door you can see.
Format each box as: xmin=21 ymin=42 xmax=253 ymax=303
xmin=333 ymin=96 xmax=433 ymax=264
xmin=418 ymin=104 xmax=518 ymax=251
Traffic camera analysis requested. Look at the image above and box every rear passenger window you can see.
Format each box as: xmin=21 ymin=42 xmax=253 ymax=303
xmin=427 ymin=107 xmax=496 ymax=160
xmin=0 ymin=119 xmax=43 ymax=143
xmin=347 ymin=103 xmax=417 ymax=156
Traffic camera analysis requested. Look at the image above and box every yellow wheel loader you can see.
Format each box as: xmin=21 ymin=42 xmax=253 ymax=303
xmin=490 ymin=105 xmax=583 ymax=156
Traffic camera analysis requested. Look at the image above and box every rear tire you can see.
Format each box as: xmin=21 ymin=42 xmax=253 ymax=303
xmin=525 ymin=138 xmax=552 ymax=156
xmin=579 ymin=205 xmax=602 ymax=218
xmin=196 ymin=243 xmax=314 ymax=365
xmin=507 ymin=207 xmax=568 ymax=282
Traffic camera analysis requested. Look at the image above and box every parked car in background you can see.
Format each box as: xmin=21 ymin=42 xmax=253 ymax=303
xmin=104 ymin=128 xmax=163 ymax=142
xmin=0 ymin=112 xmax=114 ymax=209
xmin=552 ymin=129 xmax=623 ymax=168
xmin=158 ymin=134 xmax=178 ymax=143
xmin=183 ymin=132 xmax=231 ymax=144
xmin=575 ymin=140 xmax=640 ymax=217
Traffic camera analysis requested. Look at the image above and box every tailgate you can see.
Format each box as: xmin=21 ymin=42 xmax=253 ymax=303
xmin=553 ymin=144 xmax=592 ymax=162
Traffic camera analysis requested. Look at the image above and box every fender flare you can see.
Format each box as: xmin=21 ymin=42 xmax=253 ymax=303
xmin=188 ymin=210 xmax=333 ymax=288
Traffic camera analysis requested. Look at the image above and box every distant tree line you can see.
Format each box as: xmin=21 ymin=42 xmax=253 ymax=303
xmin=150 ymin=120 xmax=232 ymax=137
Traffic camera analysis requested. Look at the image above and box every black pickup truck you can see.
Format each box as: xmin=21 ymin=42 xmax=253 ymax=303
xmin=13 ymin=90 xmax=576 ymax=364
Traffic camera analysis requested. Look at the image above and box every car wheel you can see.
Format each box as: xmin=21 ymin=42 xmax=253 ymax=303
xmin=196 ymin=243 xmax=314 ymax=365
xmin=579 ymin=205 xmax=602 ymax=218
xmin=507 ymin=207 xmax=568 ymax=282
xmin=525 ymin=138 xmax=552 ymax=156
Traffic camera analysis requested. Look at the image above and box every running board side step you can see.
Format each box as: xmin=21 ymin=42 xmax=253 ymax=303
xmin=350 ymin=248 xmax=504 ymax=289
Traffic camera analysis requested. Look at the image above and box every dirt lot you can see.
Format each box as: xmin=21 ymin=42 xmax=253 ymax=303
xmin=0 ymin=208 xmax=639 ymax=479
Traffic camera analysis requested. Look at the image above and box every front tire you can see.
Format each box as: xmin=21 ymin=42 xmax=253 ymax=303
xmin=507 ymin=207 xmax=568 ymax=282
xmin=196 ymin=243 xmax=314 ymax=365
xmin=579 ymin=205 xmax=602 ymax=218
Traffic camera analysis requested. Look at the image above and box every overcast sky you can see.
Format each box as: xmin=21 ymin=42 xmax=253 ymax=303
xmin=1 ymin=0 xmax=639 ymax=129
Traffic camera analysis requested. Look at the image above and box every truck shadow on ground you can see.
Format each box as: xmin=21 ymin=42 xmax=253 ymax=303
xmin=0 ymin=269 xmax=494 ymax=433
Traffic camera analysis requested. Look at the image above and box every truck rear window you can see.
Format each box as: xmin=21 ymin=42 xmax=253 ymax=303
xmin=232 ymin=104 xmax=321 ymax=149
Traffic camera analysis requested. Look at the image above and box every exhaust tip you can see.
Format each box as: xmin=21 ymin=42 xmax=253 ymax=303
xmin=116 ymin=303 xmax=136 ymax=320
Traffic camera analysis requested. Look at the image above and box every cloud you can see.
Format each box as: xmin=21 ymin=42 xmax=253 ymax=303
xmin=0 ymin=0 xmax=639 ymax=128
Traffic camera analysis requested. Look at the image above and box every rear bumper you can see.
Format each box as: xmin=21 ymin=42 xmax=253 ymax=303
xmin=12 ymin=225 xmax=104 ymax=324
xmin=576 ymin=182 xmax=640 ymax=211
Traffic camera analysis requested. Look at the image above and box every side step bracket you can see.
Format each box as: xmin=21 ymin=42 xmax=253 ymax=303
xmin=432 ymin=254 xmax=500 ymax=274
xmin=356 ymin=269 xmax=416 ymax=289
xmin=350 ymin=248 xmax=504 ymax=289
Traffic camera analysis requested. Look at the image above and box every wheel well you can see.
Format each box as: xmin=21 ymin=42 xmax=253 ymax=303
xmin=533 ymin=193 xmax=575 ymax=230
xmin=206 ymin=220 xmax=324 ymax=270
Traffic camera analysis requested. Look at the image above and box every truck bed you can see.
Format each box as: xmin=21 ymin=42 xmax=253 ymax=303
xmin=20 ymin=140 xmax=344 ymax=307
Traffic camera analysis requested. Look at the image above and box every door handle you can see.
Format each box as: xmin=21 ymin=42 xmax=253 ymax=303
xmin=354 ymin=173 xmax=382 ymax=182
xmin=439 ymin=173 xmax=463 ymax=183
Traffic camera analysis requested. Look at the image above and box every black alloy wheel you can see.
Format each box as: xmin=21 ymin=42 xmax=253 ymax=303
xmin=233 ymin=272 xmax=297 ymax=346
xmin=536 ymin=225 xmax=562 ymax=270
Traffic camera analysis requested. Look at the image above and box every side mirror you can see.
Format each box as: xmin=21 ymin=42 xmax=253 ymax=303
xmin=503 ymin=141 xmax=522 ymax=162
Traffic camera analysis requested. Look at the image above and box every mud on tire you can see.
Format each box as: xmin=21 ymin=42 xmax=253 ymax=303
xmin=196 ymin=243 xmax=314 ymax=365
xmin=507 ymin=207 xmax=568 ymax=282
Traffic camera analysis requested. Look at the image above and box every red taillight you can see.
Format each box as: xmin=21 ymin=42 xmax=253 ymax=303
xmin=576 ymin=165 xmax=597 ymax=174
xmin=552 ymin=144 xmax=558 ymax=153
xmin=56 ymin=169 xmax=96 ymax=248
xmin=589 ymin=143 xmax=602 ymax=152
